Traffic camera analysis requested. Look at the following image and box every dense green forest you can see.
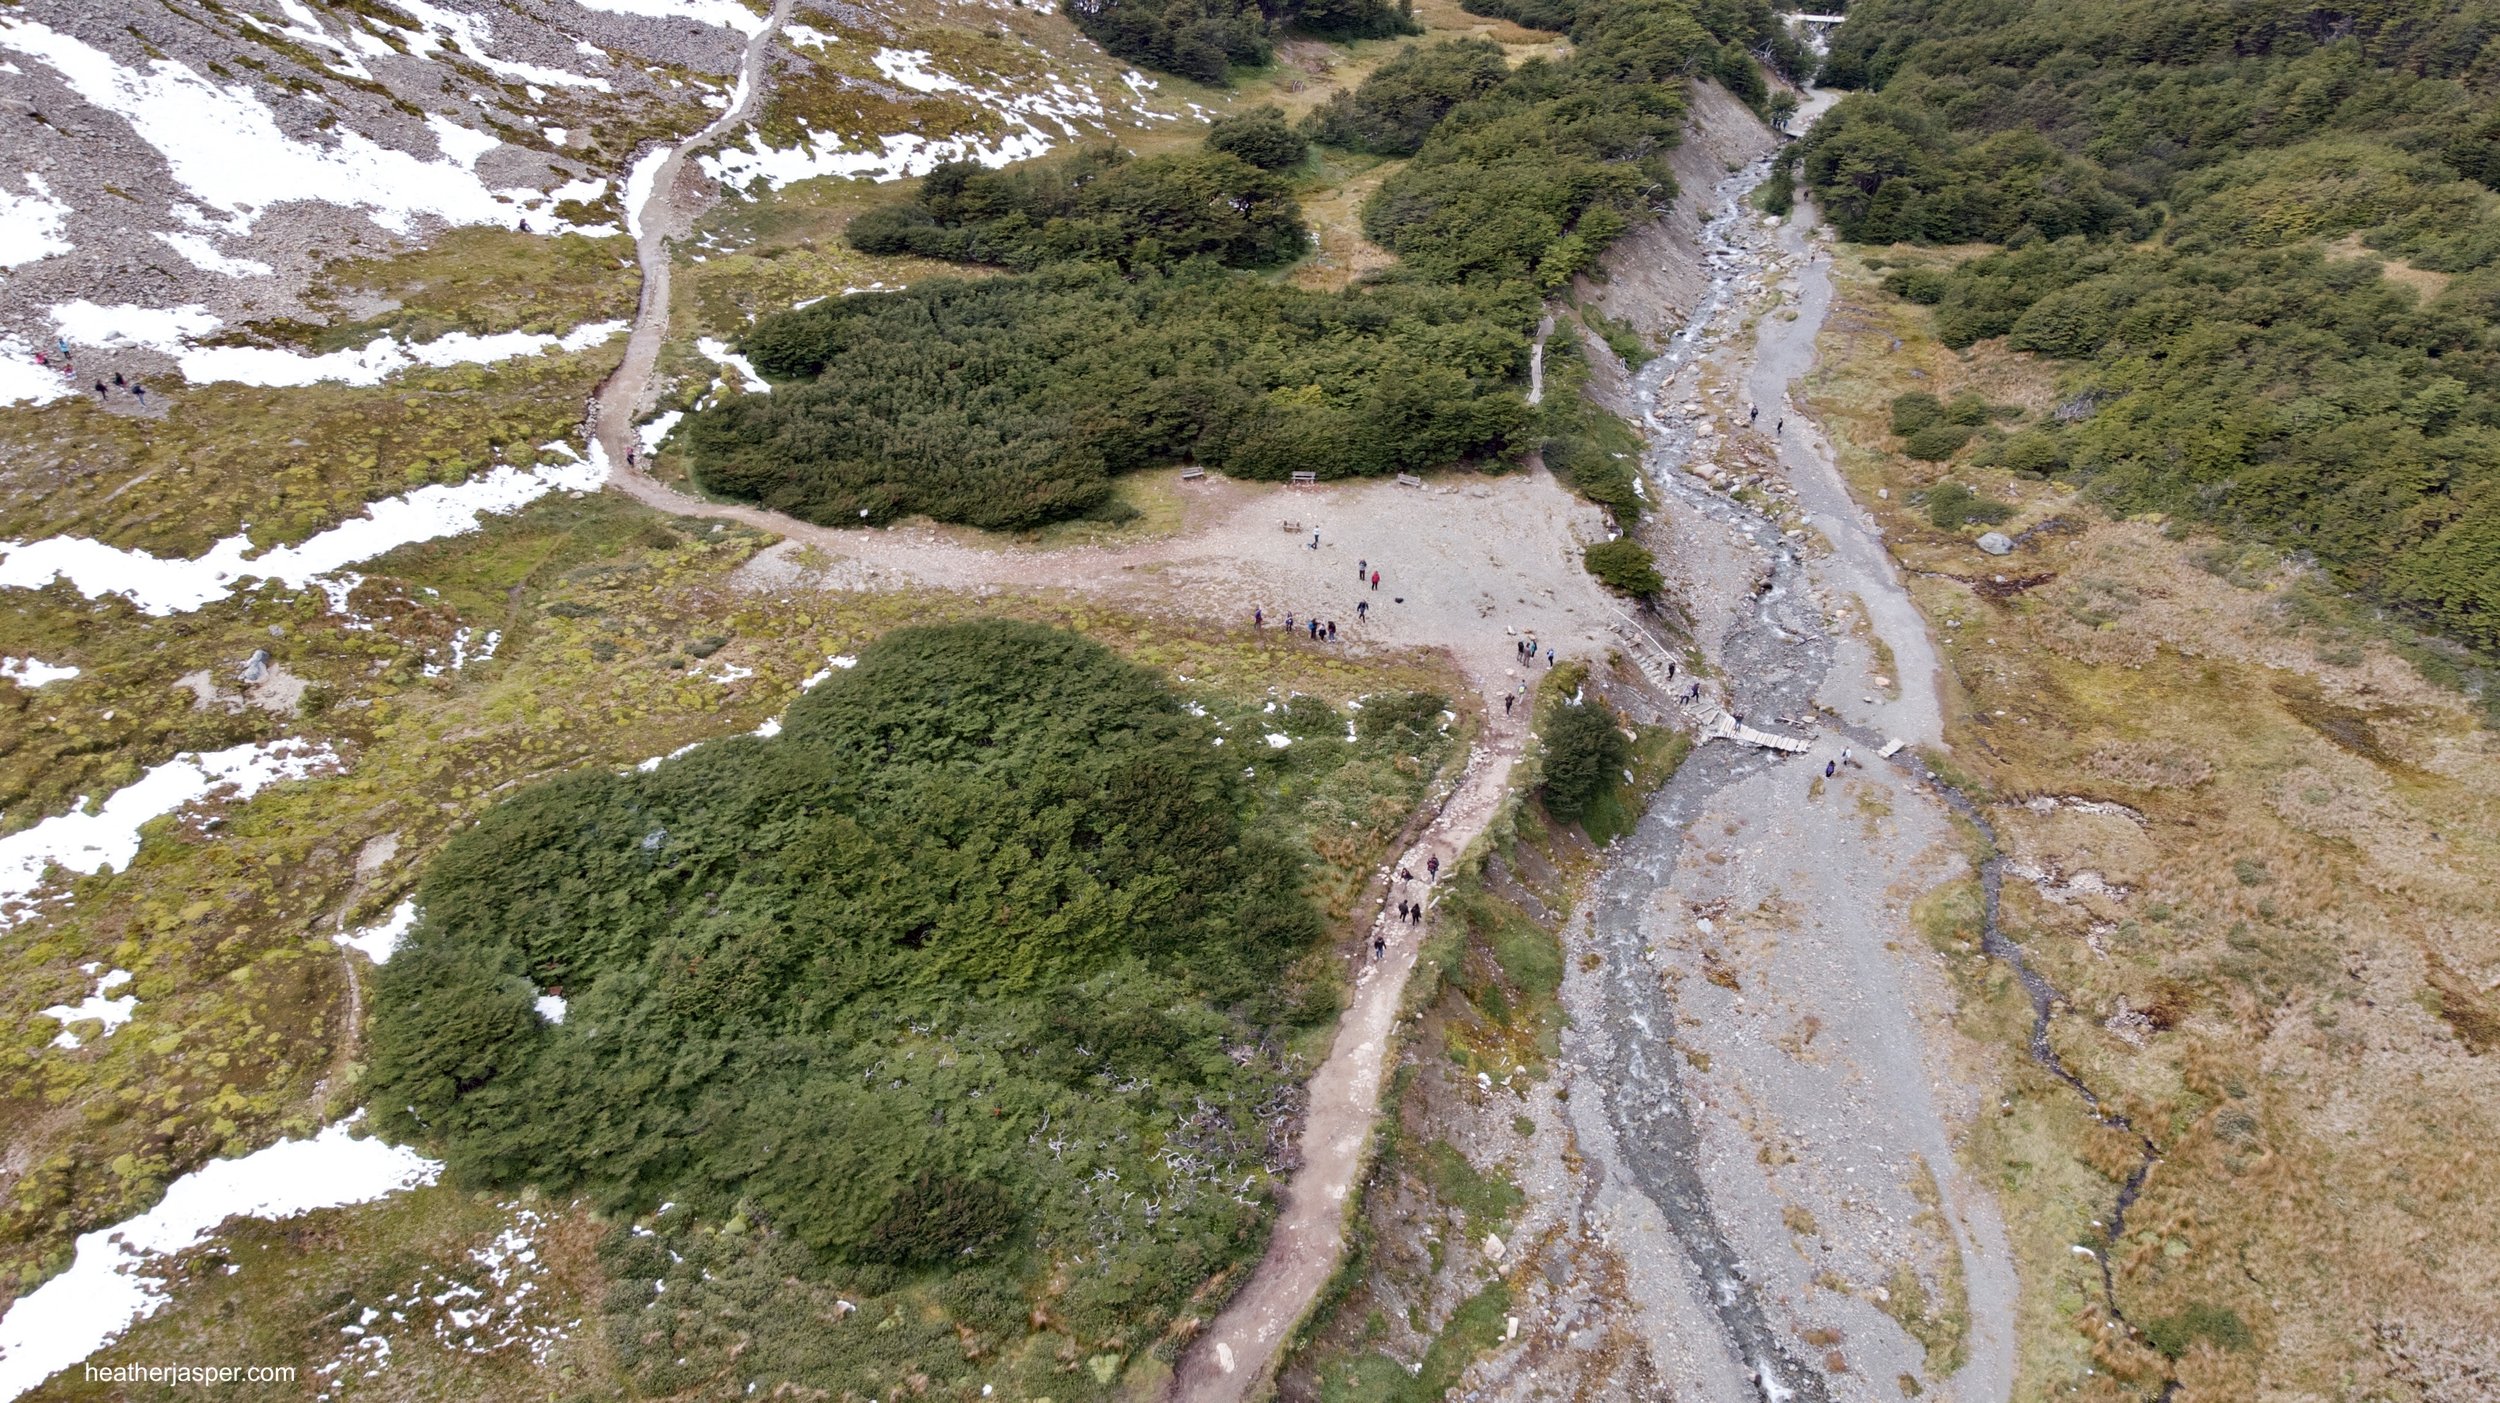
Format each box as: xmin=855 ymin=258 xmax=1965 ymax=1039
xmin=689 ymin=268 xmax=1535 ymax=527
xmin=686 ymin=0 xmax=1798 ymax=529
xmin=1301 ymin=38 xmax=1510 ymax=155
xmin=369 ymin=622 xmax=1454 ymax=1395
xmin=844 ymin=146 xmax=1306 ymax=272
xmin=1804 ymin=0 xmax=2500 ymax=649
xmin=1060 ymin=0 xmax=1417 ymax=85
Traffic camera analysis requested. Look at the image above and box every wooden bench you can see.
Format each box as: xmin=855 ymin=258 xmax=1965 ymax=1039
xmin=1395 ymin=473 xmax=1424 ymax=488
xmin=1178 ymin=466 xmax=1205 ymax=481
xmin=1289 ymin=471 xmax=1317 ymax=486
xmin=1280 ymin=519 xmax=1303 ymax=533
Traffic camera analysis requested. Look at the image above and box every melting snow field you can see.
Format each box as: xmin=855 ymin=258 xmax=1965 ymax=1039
xmin=174 ymin=319 xmax=627 ymax=389
xmin=572 ymin=0 xmax=772 ymax=36
xmin=0 ymin=739 xmax=339 ymax=930
xmin=0 ymin=656 xmax=78 ymax=687
xmin=0 ymin=336 xmax=73 ymax=408
xmin=0 ymin=1119 xmax=442 ymax=1401
xmin=0 ymin=20 xmax=546 ymax=237
xmin=38 ymin=301 xmax=627 ymax=391
xmin=698 ymin=48 xmax=1130 ymax=193
xmin=0 ymin=445 xmax=608 ymax=616
xmin=0 ymin=173 xmax=72 ymax=268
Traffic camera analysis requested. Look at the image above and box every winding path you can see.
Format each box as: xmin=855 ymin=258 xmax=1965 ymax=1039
xmin=590 ymin=0 xmax=795 ymax=477
xmin=580 ymin=30 xmax=1650 ymax=1402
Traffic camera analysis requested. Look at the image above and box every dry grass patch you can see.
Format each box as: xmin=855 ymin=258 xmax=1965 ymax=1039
xmin=1809 ymin=248 xmax=2500 ymax=1400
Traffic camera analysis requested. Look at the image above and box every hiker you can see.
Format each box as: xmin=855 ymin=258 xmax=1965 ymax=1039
xmin=1776 ymin=418 xmax=1784 ymax=435
xmin=1358 ymin=558 xmax=1367 ymax=580
xmin=1546 ymin=647 xmax=1556 ymax=667
xmin=1285 ymin=612 xmax=1295 ymax=633
xmin=131 ymin=383 xmax=145 ymax=402
xmin=93 ymin=380 xmax=106 ymax=399
xmin=1667 ymin=660 xmax=1677 ymax=679
xmin=1840 ymin=747 xmax=1852 ymax=766
xmin=1409 ymin=903 xmax=1421 ymax=924
xmin=625 ymin=448 xmax=636 ymax=468
xmin=1311 ymin=530 xmax=1321 ymax=549
xmin=1825 ymin=760 xmax=1836 ymax=778
xmin=1308 ymin=617 xmax=1320 ymax=640
xmin=1356 ymin=601 xmax=1367 ymax=621
xmin=1749 ymin=404 xmax=1759 ymax=423
xmin=1374 ymin=935 xmax=1386 ymax=959
xmin=112 ymin=372 xmax=124 ymax=387
xmin=518 ymin=218 xmax=531 ymax=234
xmin=1504 ymin=693 xmax=1515 ymax=716
xmin=1370 ymin=570 xmax=1380 ymax=590
xmin=1426 ymin=854 xmax=1439 ymax=879
xmin=1253 ymin=606 xmax=1264 ymax=628
xmin=1326 ymin=620 xmax=1338 ymax=641
xmin=1399 ymin=866 xmax=1413 ymax=882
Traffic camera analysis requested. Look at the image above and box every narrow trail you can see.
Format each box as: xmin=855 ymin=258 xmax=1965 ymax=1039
xmin=590 ymin=0 xmax=795 ymax=475
xmin=576 ymin=28 xmax=1640 ymax=1400
xmin=1167 ymin=737 xmax=1525 ymax=1403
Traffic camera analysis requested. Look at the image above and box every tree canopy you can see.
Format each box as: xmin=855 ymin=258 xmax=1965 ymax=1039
xmin=687 ymin=0 xmax=1778 ymax=531
xmin=1805 ymin=0 xmax=2500 ymax=649
xmin=845 ymin=147 xmax=1307 ymax=273
xmin=1062 ymin=0 xmax=1416 ymax=85
xmin=370 ymin=623 xmax=1319 ymax=1279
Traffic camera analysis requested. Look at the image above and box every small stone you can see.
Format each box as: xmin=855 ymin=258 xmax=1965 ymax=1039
xmin=1975 ymin=531 xmax=2014 ymax=556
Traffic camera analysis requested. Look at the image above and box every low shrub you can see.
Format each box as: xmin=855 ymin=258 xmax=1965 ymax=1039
xmin=1207 ymin=104 xmax=1308 ymax=170
xmin=1903 ymin=422 xmax=1976 ymax=461
xmin=1584 ymin=537 xmax=1664 ymax=598
xmin=1539 ymin=697 xmax=1629 ymax=821
xmin=1924 ymin=480 xmax=2014 ymax=529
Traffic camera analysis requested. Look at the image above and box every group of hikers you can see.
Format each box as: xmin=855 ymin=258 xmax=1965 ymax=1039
xmin=1372 ymin=852 xmax=1441 ymax=959
xmin=1252 ymin=557 xmax=1383 ymax=641
xmin=28 ymin=337 xmax=147 ymax=404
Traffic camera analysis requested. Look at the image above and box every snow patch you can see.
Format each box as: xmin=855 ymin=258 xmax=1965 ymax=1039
xmin=0 ymin=740 xmax=340 ymax=929
xmin=0 ymin=19 xmax=555 ymax=236
xmin=872 ymin=48 xmax=970 ymax=95
xmin=572 ymin=0 xmax=771 ymax=35
xmin=151 ymin=231 xmax=273 ymax=278
xmin=0 ymin=173 xmax=71 ymax=268
xmin=338 ymin=898 xmax=416 ymax=964
xmin=638 ymin=409 xmax=683 ymax=451
xmin=0 ymin=335 xmax=74 ymax=407
xmin=0 ymin=450 xmax=608 ymax=616
xmin=623 ymin=146 xmax=670 ymax=240
xmin=1 ymin=657 xmax=78 ymax=687
xmin=695 ymin=337 xmax=766 ymax=393
xmin=392 ymin=0 xmax=614 ymax=91
xmin=0 ymin=1119 xmax=441 ymax=1399
xmin=41 ymin=968 xmax=136 ymax=1050
xmin=1264 ymin=732 xmax=1292 ymax=749
xmin=534 ymin=993 xmax=567 ymax=1024
xmin=175 ymin=319 xmax=626 ymax=389
xmin=50 ymin=299 xmax=221 ymax=354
